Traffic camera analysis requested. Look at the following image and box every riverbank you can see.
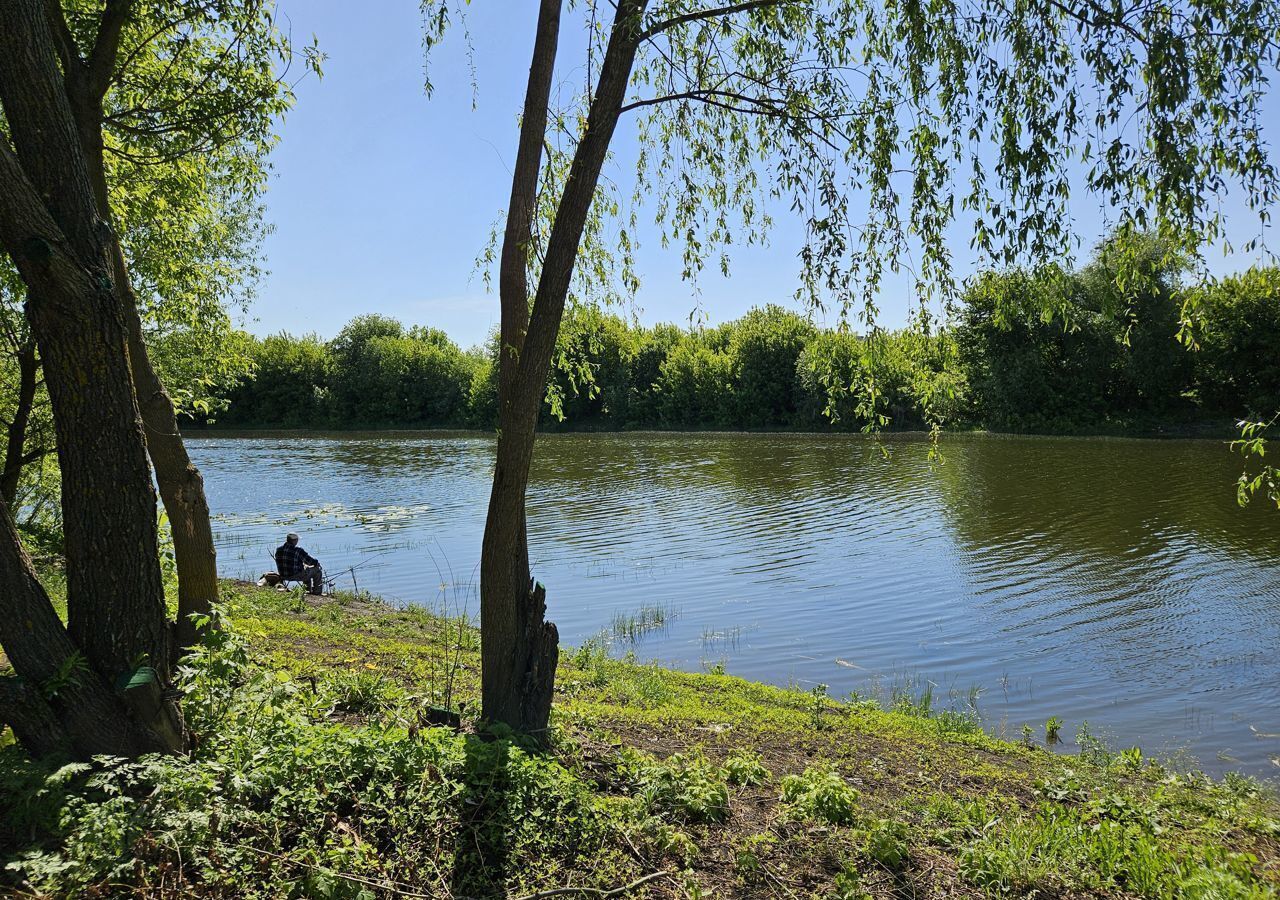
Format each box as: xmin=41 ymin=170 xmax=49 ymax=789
xmin=3 ymin=582 xmax=1278 ymax=898
xmin=195 ymin=416 xmax=1246 ymax=440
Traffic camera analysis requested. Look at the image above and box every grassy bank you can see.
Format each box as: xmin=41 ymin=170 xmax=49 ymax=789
xmin=3 ymin=583 xmax=1279 ymax=898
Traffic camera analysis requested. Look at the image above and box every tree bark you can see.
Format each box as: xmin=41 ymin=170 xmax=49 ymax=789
xmin=0 ymin=675 xmax=69 ymax=759
xmin=123 ymin=290 xmax=220 ymax=657
xmin=0 ymin=0 xmax=184 ymax=755
xmin=480 ymin=0 xmax=648 ymax=736
xmin=1 ymin=336 xmax=39 ymax=509
xmin=0 ymin=500 xmax=169 ymax=757
xmin=481 ymin=0 xmax=564 ymax=735
xmin=67 ymin=5 xmax=221 ymax=659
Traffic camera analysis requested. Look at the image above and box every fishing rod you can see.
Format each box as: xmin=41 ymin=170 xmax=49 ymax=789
xmin=265 ymin=545 xmax=396 ymax=595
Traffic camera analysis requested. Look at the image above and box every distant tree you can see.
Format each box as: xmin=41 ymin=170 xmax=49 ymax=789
xmin=1196 ymin=268 xmax=1280 ymax=510
xmin=955 ymin=232 xmax=1195 ymax=430
xmin=1077 ymin=232 xmax=1192 ymax=414
xmin=421 ymin=0 xmax=1280 ymax=737
xmin=1193 ymin=268 xmax=1280 ymax=417
xmin=727 ymin=305 xmax=816 ymax=427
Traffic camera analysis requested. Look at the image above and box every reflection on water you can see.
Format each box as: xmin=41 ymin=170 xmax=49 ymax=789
xmin=190 ymin=430 xmax=1280 ymax=777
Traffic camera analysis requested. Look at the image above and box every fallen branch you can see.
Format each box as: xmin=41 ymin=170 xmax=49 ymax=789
xmin=513 ymin=871 xmax=671 ymax=900
xmin=220 ymin=841 xmax=446 ymax=899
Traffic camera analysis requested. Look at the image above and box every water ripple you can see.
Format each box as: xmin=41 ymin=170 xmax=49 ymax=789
xmin=189 ymin=430 xmax=1280 ymax=777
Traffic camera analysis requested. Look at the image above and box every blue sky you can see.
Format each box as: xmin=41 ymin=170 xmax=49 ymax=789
xmin=250 ymin=2 xmax=1275 ymax=350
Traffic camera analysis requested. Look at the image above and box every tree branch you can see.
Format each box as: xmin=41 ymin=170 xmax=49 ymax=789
xmin=639 ymin=0 xmax=792 ymax=42
xmin=0 ymin=674 xmax=69 ymax=758
xmin=87 ymin=0 xmax=136 ymax=99
xmin=42 ymin=0 xmax=79 ymax=73
xmin=1043 ymin=0 xmax=1144 ymax=45
xmin=19 ymin=446 xmax=54 ymax=467
xmin=620 ymin=88 xmax=847 ymax=152
xmin=513 ymin=871 xmax=671 ymax=900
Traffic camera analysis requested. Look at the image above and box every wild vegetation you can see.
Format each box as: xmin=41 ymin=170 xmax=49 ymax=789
xmin=3 ymin=582 xmax=1278 ymax=898
xmin=1 ymin=2 xmax=1279 ymax=896
xmin=208 ymin=248 xmax=1280 ymax=436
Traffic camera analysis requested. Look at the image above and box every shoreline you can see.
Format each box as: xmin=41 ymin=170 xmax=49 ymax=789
xmin=7 ymin=580 xmax=1276 ymax=897
xmin=192 ymin=420 xmax=1245 ymax=442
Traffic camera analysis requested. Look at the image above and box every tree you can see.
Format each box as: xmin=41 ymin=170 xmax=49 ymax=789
xmin=0 ymin=268 xmax=55 ymax=512
xmin=0 ymin=0 xmax=307 ymax=758
xmin=1200 ymin=268 xmax=1280 ymax=511
xmin=423 ymin=0 xmax=1280 ymax=738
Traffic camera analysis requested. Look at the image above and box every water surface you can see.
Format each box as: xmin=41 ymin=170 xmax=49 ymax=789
xmin=190 ymin=431 xmax=1280 ymax=777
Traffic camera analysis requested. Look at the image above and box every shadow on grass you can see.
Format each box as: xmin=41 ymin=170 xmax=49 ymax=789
xmin=449 ymin=734 xmax=515 ymax=899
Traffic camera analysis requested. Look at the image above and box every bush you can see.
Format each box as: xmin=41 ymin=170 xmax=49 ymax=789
xmin=725 ymin=304 xmax=816 ymax=427
xmin=655 ymin=335 xmax=736 ymax=427
xmin=1 ymin=610 xmax=617 ymax=898
xmin=865 ymin=818 xmax=911 ymax=873
xmin=624 ymin=323 xmax=682 ymax=426
xmin=545 ymin=306 xmax=636 ymax=425
xmin=956 ymin=233 xmax=1195 ymax=430
xmin=780 ymin=766 xmax=860 ymax=825
xmin=1193 ymin=267 xmax=1280 ymax=417
xmin=622 ymin=748 xmax=731 ymax=823
xmin=723 ymin=750 xmax=770 ymax=786
xmin=221 ymin=332 xmax=329 ymax=427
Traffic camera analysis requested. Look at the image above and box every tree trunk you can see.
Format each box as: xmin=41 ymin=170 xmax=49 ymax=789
xmin=72 ymin=54 xmax=221 ymax=659
xmin=0 ymin=500 xmax=170 ymax=757
xmin=480 ymin=0 xmax=647 ymax=737
xmin=481 ymin=0 xmax=564 ymax=736
xmin=0 ymin=0 xmax=185 ymax=755
xmin=1 ymin=336 xmax=38 ymax=508
xmin=114 ymin=245 xmax=220 ymax=657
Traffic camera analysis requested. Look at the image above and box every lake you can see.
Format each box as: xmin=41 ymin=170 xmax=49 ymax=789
xmin=189 ymin=430 xmax=1280 ymax=777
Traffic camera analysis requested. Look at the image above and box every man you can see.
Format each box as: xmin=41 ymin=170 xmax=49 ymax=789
xmin=275 ymin=532 xmax=324 ymax=595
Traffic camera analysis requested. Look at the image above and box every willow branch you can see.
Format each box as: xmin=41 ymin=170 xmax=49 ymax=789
xmin=640 ymin=0 xmax=792 ymax=41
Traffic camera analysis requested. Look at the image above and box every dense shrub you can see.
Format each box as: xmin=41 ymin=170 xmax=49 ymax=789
xmin=1193 ymin=267 xmax=1280 ymax=416
xmin=221 ymin=332 xmax=329 ymax=427
xmin=956 ymin=235 xmax=1201 ymax=430
xmin=795 ymin=328 xmax=967 ymax=430
xmin=220 ymin=317 xmax=478 ymax=429
xmin=544 ymin=306 xmax=636 ymax=425
xmin=795 ymin=330 xmax=866 ymax=428
xmin=726 ymin=305 xmax=816 ymax=427
xmin=654 ymin=335 xmax=736 ymax=427
xmin=955 ymin=267 xmax=1122 ymax=430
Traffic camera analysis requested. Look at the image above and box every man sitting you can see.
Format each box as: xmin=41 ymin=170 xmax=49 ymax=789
xmin=275 ymin=532 xmax=324 ymax=595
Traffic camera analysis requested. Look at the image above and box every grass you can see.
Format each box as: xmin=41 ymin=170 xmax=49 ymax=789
xmin=2 ymin=580 xmax=1279 ymax=899
xmin=611 ymin=603 xmax=678 ymax=642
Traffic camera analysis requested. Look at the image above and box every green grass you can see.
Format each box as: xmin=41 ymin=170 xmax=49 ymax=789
xmin=2 ymin=581 xmax=1278 ymax=899
xmin=610 ymin=603 xmax=678 ymax=642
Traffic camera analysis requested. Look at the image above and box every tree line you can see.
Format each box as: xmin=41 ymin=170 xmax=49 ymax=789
xmin=211 ymin=247 xmax=1280 ymax=436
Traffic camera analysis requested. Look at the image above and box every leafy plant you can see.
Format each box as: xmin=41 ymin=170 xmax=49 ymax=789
xmin=622 ymin=749 xmax=730 ymax=823
xmin=830 ymin=866 xmax=873 ymax=900
xmin=733 ymin=832 xmax=776 ymax=883
xmin=809 ymin=682 xmax=830 ymax=730
xmin=866 ymin=818 xmax=912 ymax=873
xmin=723 ymin=750 xmax=770 ymax=787
xmin=780 ymin=767 xmax=860 ymax=826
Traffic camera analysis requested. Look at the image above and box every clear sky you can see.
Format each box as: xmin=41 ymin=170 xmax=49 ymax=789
xmin=249 ymin=2 xmax=1275 ymax=350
